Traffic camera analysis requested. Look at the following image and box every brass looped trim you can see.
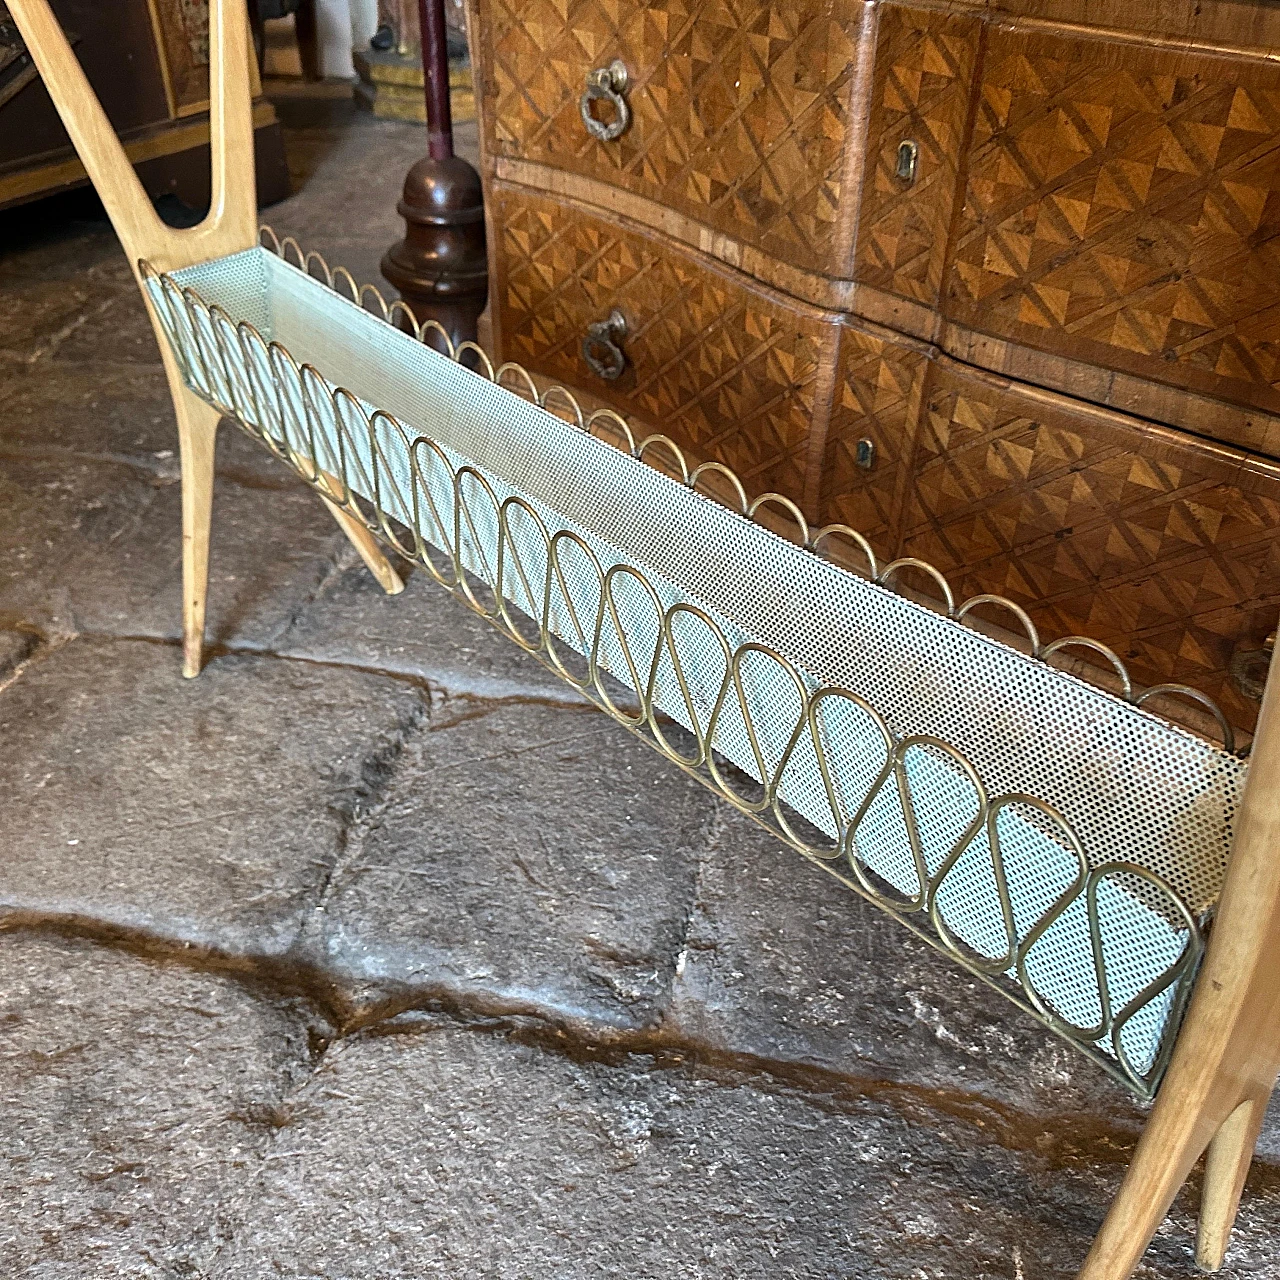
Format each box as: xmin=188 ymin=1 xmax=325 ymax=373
xmin=877 ymin=557 xmax=958 ymax=618
xmin=956 ymin=594 xmax=1042 ymax=658
xmin=330 ymin=267 xmax=361 ymax=305
xmin=747 ymin=491 xmax=811 ymax=548
xmin=538 ymin=384 xmax=585 ymax=427
xmin=810 ymin=524 xmax=879 ymax=581
xmin=584 ymin=407 xmax=636 ymax=455
xmin=495 ymin=362 xmax=539 ymax=403
xmin=455 ymin=340 xmax=495 ymax=379
xmin=1137 ymin=685 xmax=1235 ymax=756
xmin=358 ymin=283 xmax=392 ymax=320
xmin=688 ymin=461 xmax=749 ymax=516
xmin=387 ymin=299 xmax=419 ymax=336
xmin=1042 ymin=636 xmax=1134 ymax=702
xmin=419 ymin=318 xmax=457 ymax=359
xmin=635 ymin=433 xmax=692 ymax=483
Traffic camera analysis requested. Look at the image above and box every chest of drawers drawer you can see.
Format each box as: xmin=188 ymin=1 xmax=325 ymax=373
xmin=900 ymin=365 xmax=1280 ymax=728
xmin=477 ymin=0 xmax=864 ymax=280
xmin=490 ymin=183 xmax=837 ymax=503
xmin=946 ymin=25 xmax=1280 ymax=425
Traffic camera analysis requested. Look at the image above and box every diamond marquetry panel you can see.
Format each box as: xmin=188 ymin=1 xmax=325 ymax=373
xmin=947 ymin=28 xmax=1280 ymax=417
xmin=818 ymin=323 xmax=928 ymax=555
xmin=477 ymin=0 xmax=860 ymax=277
xmin=853 ymin=4 xmax=979 ymax=308
xmin=901 ymin=365 xmax=1280 ymax=729
xmin=492 ymin=186 xmax=828 ymax=501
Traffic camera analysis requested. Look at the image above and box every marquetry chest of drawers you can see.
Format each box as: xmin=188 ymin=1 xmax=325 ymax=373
xmin=465 ymin=0 xmax=1280 ymax=732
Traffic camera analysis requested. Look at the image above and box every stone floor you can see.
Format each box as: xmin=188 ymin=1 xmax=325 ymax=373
xmin=1 ymin=89 xmax=1278 ymax=1280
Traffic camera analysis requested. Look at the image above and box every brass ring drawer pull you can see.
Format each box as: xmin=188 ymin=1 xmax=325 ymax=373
xmin=1231 ymin=632 xmax=1276 ymax=701
xmin=582 ymin=309 xmax=627 ymax=380
xmin=580 ymin=59 xmax=630 ymax=142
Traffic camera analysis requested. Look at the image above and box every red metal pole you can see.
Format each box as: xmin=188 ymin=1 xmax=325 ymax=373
xmin=381 ymin=0 xmax=488 ymax=348
xmin=419 ymin=0 xmax=454 ymax=162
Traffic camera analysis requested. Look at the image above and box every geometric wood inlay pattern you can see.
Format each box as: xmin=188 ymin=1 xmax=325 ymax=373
xmin=476 ymin=2 xmax=1280 ymax=725
xmin=900 ymin=363 xmax=1280 ymax=730
xmin=854 ymin=4 xmax=979 ymax=308
xmin=492 ymin=185 xmax=829 ymax=501
xmin=818 ymin=321 xmax=927 ymax=552
xmin=479 ymin=0 xmax=859 ymax=276
xmin=947 ymin=29 xmax=1280 ymax=418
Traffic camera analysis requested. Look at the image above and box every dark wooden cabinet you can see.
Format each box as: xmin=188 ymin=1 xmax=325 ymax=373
xmin=0 ymin=0 xmax=288 ymax=212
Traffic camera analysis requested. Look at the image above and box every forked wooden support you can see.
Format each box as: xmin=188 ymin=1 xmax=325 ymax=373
xmin=1078 ymin=636 xmax=1280 ymax=1279
xmin=7 ymin=0 xmax=403 ymax=680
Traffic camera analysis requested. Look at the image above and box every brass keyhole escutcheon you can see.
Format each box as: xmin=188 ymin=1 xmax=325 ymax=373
xmin=1231 ymin=631 xmax=1277 ymax=701
xmin=895 ymin=139 xmax=919 ymax=186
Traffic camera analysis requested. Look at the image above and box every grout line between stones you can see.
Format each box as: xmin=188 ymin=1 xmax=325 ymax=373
xmin=0 ymin=904 xmax=1212 ymax=1183
xmin=57 ymin=628 xmax=595 ymax=711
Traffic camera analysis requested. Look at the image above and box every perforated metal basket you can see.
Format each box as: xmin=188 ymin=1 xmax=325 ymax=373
xmin=142 ymin=236 xmax=1249 ymax=1099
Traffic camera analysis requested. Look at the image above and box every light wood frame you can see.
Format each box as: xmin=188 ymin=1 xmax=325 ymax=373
xmin=8 ymin=1 xmax=1280 ymax=1274
xmin=8 ymin=0 xmax=402 ymax=680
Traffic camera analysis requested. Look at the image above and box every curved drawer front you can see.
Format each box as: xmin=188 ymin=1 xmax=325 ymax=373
xmin=852 ymin=4 xmax=980 ymax=314
xmin=900 ymin=364 xmax=1280 ymax=730
xmin=478 ymin=0 xmax=861 ymax=278
xmin=491 ymin=184 xmax=831 ymax=504
xmin=817 ymin=321 xmax=929 ymax=554
xmin=947 ymin=25 xmax=1280 ymax=420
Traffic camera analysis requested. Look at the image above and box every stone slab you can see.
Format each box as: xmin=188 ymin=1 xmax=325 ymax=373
xmin=274 ymin=557 xmax=586 ymax=702
xmin=0 ymin=357 xmax=315 ymax=488
xmin=204 ymin=1020 xmax=1280 ymax=1279
xmin=0 ymin=931 xmax=319 ymax=1279
xmin=665 ymin=805 xmax=1150 ymax=1127
xmin=0 ymin=361 xmax=178 ymax=475
xmin=0 ymin=250 xmax=135 ymax=367
xmin=300 ymin=697 xmax=713 ymax=1033
xmin=0 ymin=637 xmax=426 ymax=957
xmin=0 ymin=454 xmax=354 ymax=650
xmin=49 ymin=278 xmax=164 ymax=368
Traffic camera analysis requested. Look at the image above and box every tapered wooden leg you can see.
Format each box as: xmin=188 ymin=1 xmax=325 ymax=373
xmin=1077 ymin=1079 xmax=1228 ymax=1280
xmin=174 ymin=390 xmax=219 ymax=678
xmin=1197 ymin=1095 xmax=1268 ymax=1272
xmin=319 ymin=493 xmax=405 ymax=596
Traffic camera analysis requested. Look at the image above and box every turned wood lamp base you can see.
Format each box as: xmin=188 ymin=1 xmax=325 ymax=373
xmin=381 ymin=152 xmax=487 ymax=351
xmin=380 ymin=0 xmax=487 ymax=351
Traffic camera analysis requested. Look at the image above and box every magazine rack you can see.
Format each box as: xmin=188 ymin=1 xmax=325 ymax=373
xmin=11 ymin=2 xmax=1280 ymax=1276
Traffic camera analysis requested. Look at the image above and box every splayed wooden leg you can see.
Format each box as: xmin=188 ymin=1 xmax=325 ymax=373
xmin=174 ymin=390 xmax=219 ymax=678
xmin=319 ymin=490 xmax=405 ymax=596
xmin=1197 ymin=1095 xmax=1268 ymax=1272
